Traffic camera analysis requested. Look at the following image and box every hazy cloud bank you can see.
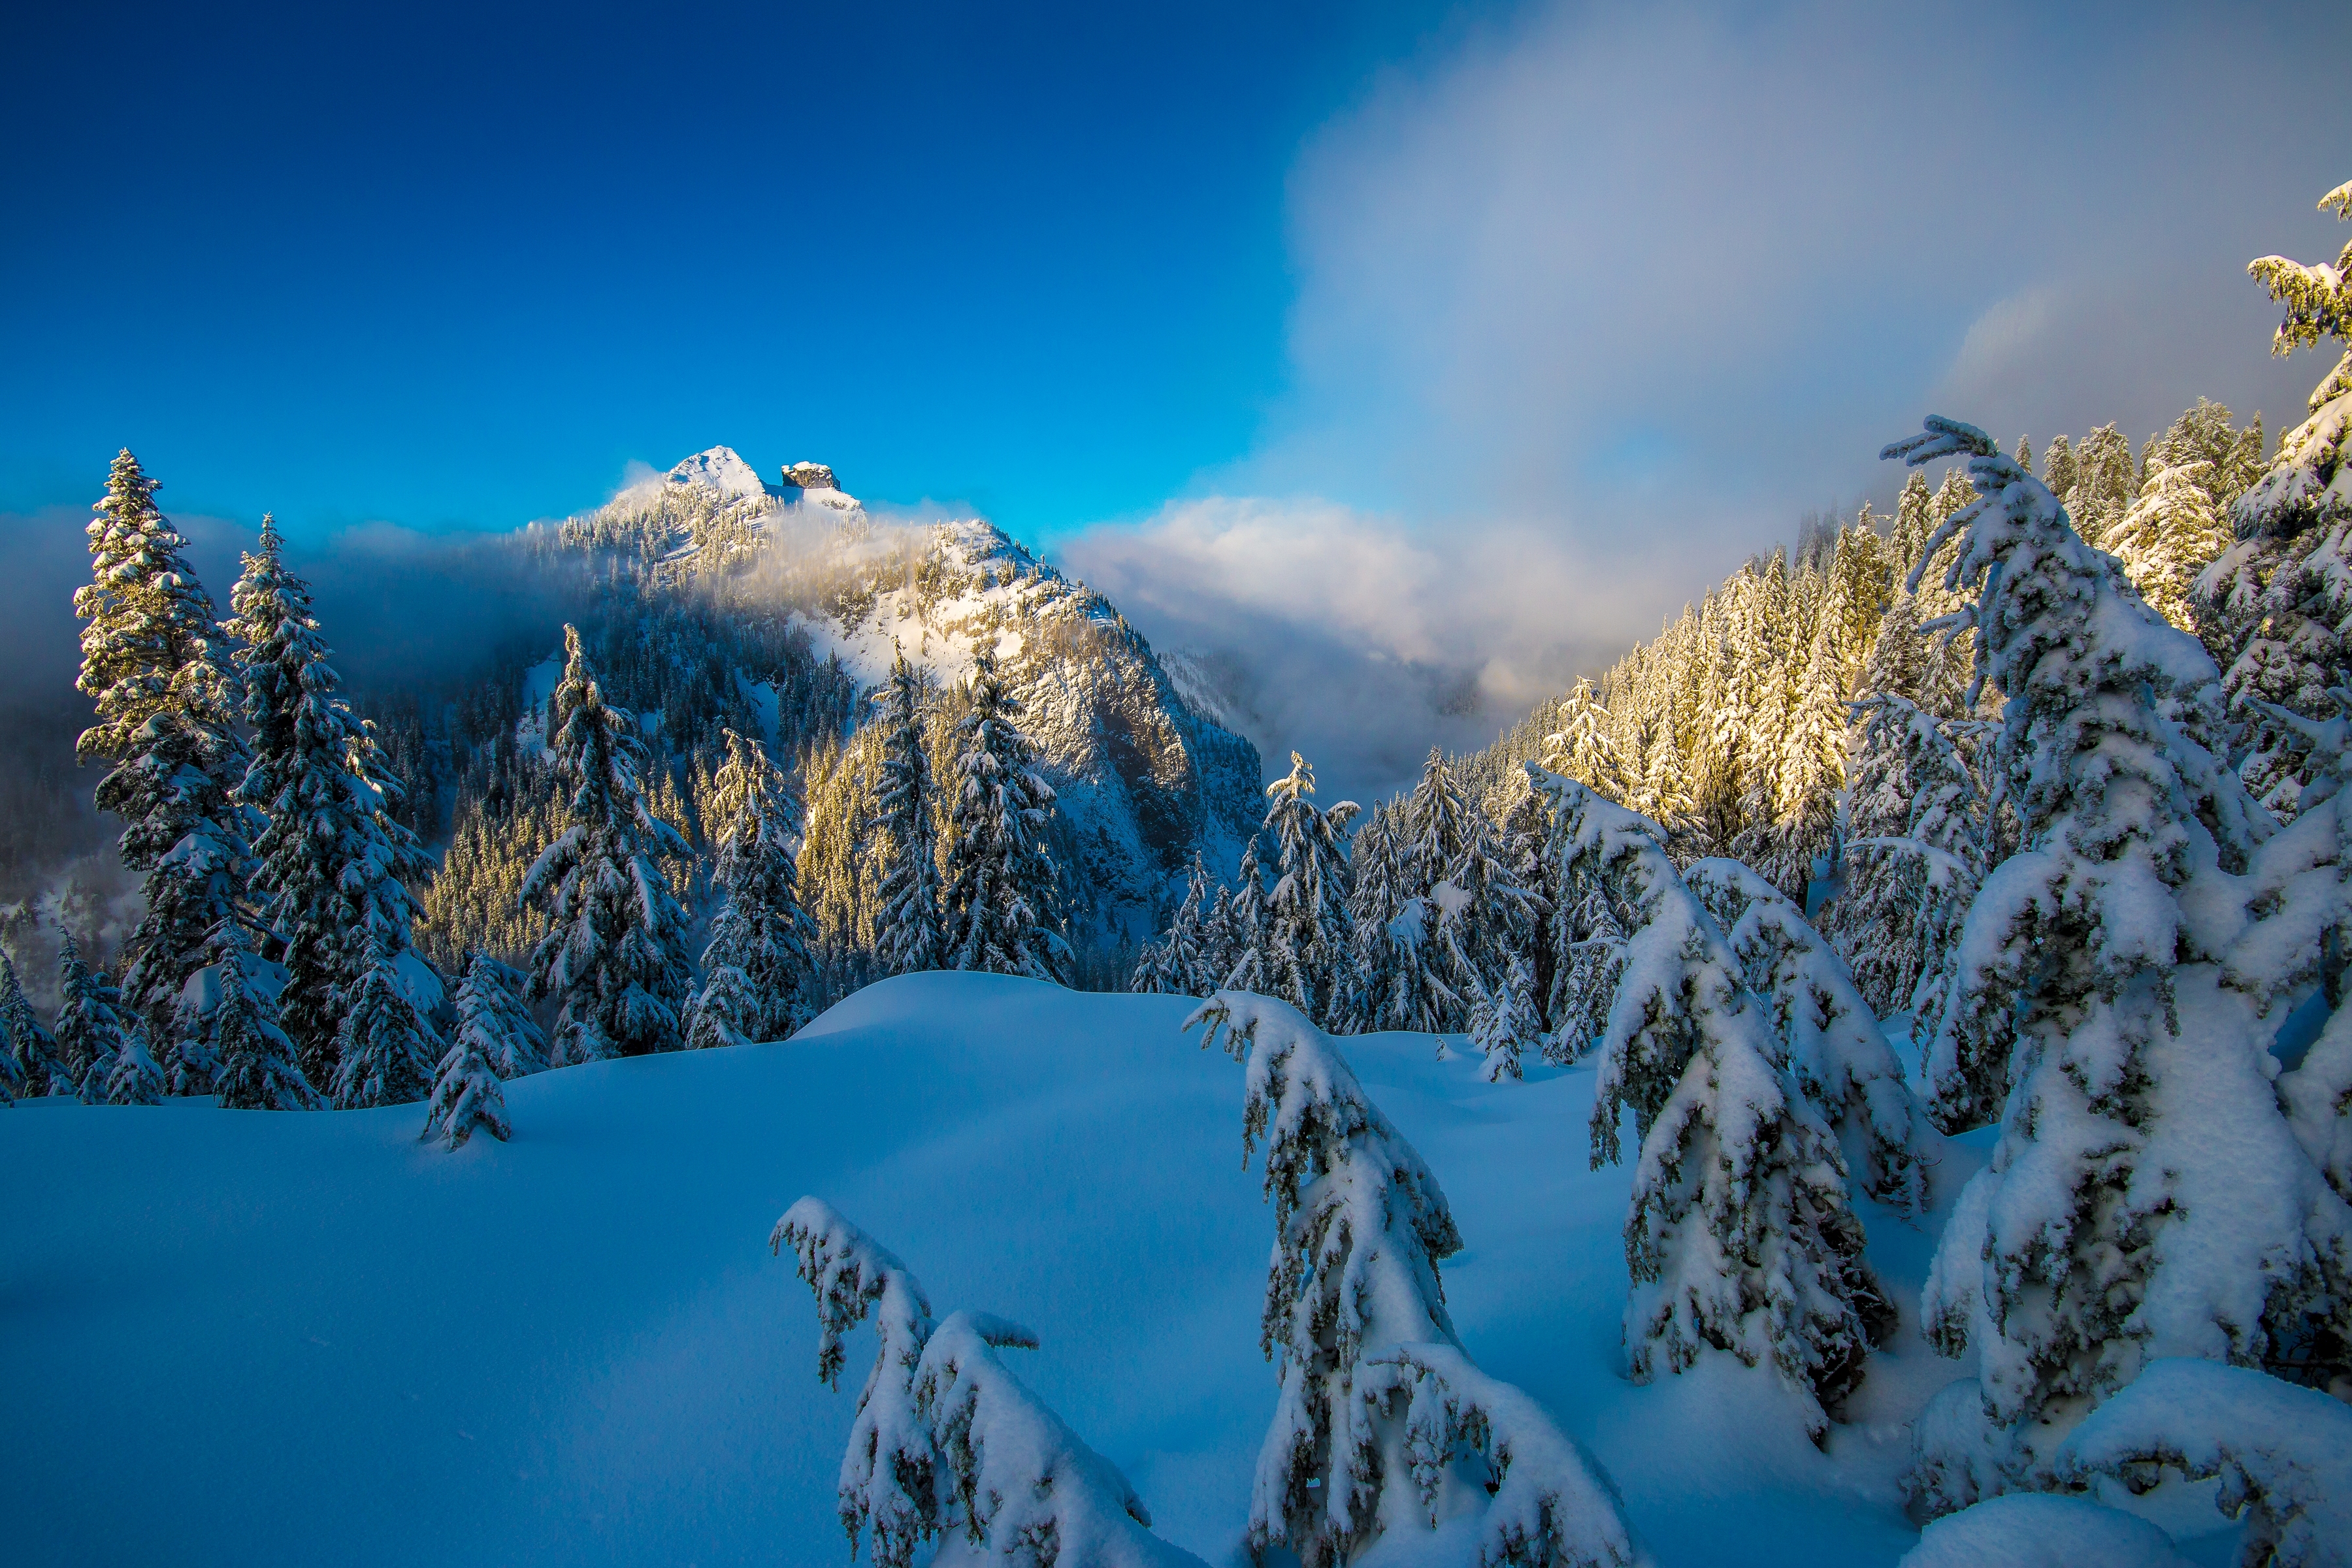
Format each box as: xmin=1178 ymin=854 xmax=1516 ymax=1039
xmin=1074 ymin=0 xmax=2352 ymax=804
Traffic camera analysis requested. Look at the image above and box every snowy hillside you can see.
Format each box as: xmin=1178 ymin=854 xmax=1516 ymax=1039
xmin=557 ymin=448 xmax=1264 ymax=932
xmin=1 ymin=973 xmax=2250 ymax=1568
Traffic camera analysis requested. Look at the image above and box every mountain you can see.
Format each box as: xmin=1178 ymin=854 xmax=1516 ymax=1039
xmin=540 ymin=448 xmax=1263 ymax=940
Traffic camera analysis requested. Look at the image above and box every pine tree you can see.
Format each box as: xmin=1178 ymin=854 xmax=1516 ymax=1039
xmin=421 ymin=1013 xmax=512 ymax=1149
xmin=1400 ymin=748 xmax=1475 ymax=901
xmin=2101 ymin=460 xmax=2230 ymax=634
xmin=210 ymin=922 xmax=318 ymax=1111
xmin=1189 ymin=992 xmax=1640 ymax=1567
xmin=1880 ymin=415 xmax=2351 ymax=1513
xmin=940 ymin=648 xmax=1070 ymax=983
xmin=1257 ymin=751 xmax=1358 ymax=1026
xmin=1220 ymin=840 xmax=1270 ymax=993
xmin=1824 ymin=694 xmax=1987 ymax=1063
xmin=1469 ymin=953 xmax=1541 ymax=1084
xmin=1528 ymin=766 xmax=1891 ymax=1437
xmin=1543 ymin=678 xmax=1627 ymax=798
xmin=332 ymin=928 xmax=440 ymax=1109
xmin=521 ymin=625 xmax=696 ymax=1061
xmin=231 ymin=515 xmax=434 ymax=1087
xmin=2200 ymin=181 xmax=2352 ymax=817
xmin=1129 ymin=854 xmax=1209 ymax=996
xmin=686 ymin=728 xmax=819 ymax=1047
xmin=1 ymin=947 xmax=65 ymax=1099
xmin=451 ymin=953 xmax=547 ymax=1079
xmin=868 ymin=647 xmax=945 ymax=976
xmin=56 ymin=931 xmax=137 ymax=1105
xmin=1687 ymin=858 xmax=1928 ymax=1213
xmin=73 ymin=449 xmax=253 ymax=1086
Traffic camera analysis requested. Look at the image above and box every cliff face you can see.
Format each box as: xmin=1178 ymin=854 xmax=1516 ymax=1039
xmin=555 ymin=448 xmax=1264 ymax=936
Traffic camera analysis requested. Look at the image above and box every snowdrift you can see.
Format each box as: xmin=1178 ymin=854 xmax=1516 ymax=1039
xmin=0 ymin=973 xmax=2174 ymax=1567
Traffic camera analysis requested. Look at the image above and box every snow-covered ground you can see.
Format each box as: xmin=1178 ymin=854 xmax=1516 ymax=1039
xmin=0 ymin=975 xmax=2242 ymax=1566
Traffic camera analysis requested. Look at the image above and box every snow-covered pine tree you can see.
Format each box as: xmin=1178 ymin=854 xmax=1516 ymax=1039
xmin=1527 ymin=766 xmax=1891 ymax=1436
xmin=2197 ymin=180 xmax=2352 ymax=815
xmin=868 ymin=646 xmax=945 ymax=977
xmin=101 ymin=1015 xmax=164 ymax=1105
xmin=231 ymin=514 xmax=434 ymax=1088
xmin=73 ymin=449 xmax=253 ymax=1087
xmin=1258 ymin=751 xmax=1359 ymax=1028
xmin=1468 ymin=953 xmax=1541 ymax=1084
xmin=1196 ymin=882 xmax=1239 ymax=996
xmin=211 ymin=919 xmax=318 ymax=1111
xmin=451 ymin=953 xmax=547 ymax=1080
xmin=56 ymin=930 xmax=138 ymax=1105
xmin=1401 ymin=748 xmax=1475 ymax=904
xmin=2100 ymin=461 xmax=2229 ymax=634
xmin=1 ymin=947 xmax=65 ymax=1099
xmin=332 ymin=929 xmax=440 ymax=1109
xmin=2063 ymin=423 xmax=2138 ymax=546
xmin=686 ymin=728 xmax=819 ymax=1048
xmin=1433 ymin=806 xmax=1545 ymax=1037
xmin=1686 ymin=858 xmax=1928 ymax=1213
xmin=1544 ymin=677 xmax=1627 ymax=799
xmin=1219 ymin=840 xmax=1270 ymax=993
xmin=1188 ymin=991 xmax=1641 ymax=1567
xmin=421 ymin=1010 xmax=511 ymax=1149
xmin=1129 ymin=854 xmax=1209 ymax=996
xmin=1546 ymin=874 xmax=1627 ymax=1066
xmin=1879 ymin=415 xmax=2352 ymax=1513
xmin=1823 ymin=695 xmax=1987 ymax=1081
xmin=772 ymin=1197 xmax=1209 ymax=1568
xmin=521 ymin=625 xmax=696 ymax=1061
xmin=940 ymin=647 xmax=1070 ymax=983
xmin=1340 ymin=805 xmax=1411 ymax=1032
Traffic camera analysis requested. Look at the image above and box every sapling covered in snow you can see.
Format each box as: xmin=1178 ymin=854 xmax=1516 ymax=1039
xmin=1880 ymin=416 xmax=2352 ymax=1512
xmin=1526 ymin=768 xmax=1891 ymax=1437
xmin=450 ymin=953 xmax=546 ymax=1080
xmin=685 ymin=728 xmax=818 ymax=1047
xmin=100 ymin=1013 xmax=164 ymax=1105
xmin=1130 ymin=854 xmax=1210 ymax=996
xmin=2050 ymin=1358 xmax=2351 ymax=1568
xmin=770 ymin=1197 xmax=1206 ymax=1568
xmin=1 ymin=947 xmax=65 ymax=1099
xmin=421 ymin=1011 xmax=511 ymax=1149
xmin=521 ymin=625 xmax=695 ymax=1061
xmin=940 ymin=647 xmax=1071 ymax=984
xmin=1469 ymin=953 xmax=1542 ymax=1084
xmin=1188 ymin=990 xmax=1642 ymax=1568
xmin=1685 ymin=858 xmax=1929 ymax=1214
xmin=55 ymin=930 xmax=138 ymax=1104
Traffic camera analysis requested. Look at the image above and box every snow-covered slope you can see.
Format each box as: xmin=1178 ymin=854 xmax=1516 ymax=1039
xmin=557 ymin=449 xmax=1264 ymax=932
xmin=1 ymin=973 xmax=2234 ymax=1568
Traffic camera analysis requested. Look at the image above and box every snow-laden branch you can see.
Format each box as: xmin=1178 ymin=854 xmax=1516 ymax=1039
xmin=2052 ymin=1359 xmax=2352 ymax=1568
xmin=772 ymin=1197 xmax=1205 ymax=1568
xmin=1188 ymin=990 xmax=1643 ymax=1567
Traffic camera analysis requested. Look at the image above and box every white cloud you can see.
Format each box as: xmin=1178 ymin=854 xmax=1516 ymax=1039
xmin=1060 ymin=495 xmax=1678 ymax=806
xmin=1075 ymin=0 xmax=2351 ymax=801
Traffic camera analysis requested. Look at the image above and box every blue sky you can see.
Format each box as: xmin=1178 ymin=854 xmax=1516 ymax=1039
xmin=0 ymin=0 xmax=1462 ymax=534
xmin=7 ymin=1 xmax=2351 ymax=802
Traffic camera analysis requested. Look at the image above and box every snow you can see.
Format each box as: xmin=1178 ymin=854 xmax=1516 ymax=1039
xmin=666 ymin=445 xmax=774 ymax=500
xmin=0 ymin=973 xmax=2246 ymax=1566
